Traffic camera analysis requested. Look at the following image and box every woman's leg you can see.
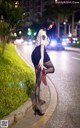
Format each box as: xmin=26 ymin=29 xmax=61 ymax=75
xmin=34 ymin=65 xmax=46 ymax=106
xmin=34 ymin=65 xmax=44 ymax=115
xmin=44 ymin=60 xmax=55 ymax=75
xmin=34 ymin=65 xmax=41 ymax=107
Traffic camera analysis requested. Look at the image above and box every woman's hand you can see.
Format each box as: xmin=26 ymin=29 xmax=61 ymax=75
xmin=39 ymin=58 xmax=43 ymax=70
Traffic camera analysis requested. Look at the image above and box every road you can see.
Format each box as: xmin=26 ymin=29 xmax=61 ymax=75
xmin=16 ymin=44 xmax=80 ymax=128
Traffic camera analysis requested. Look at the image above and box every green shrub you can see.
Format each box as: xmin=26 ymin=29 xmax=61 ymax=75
xmin=0 ymin=43 xmax=35 ymax=118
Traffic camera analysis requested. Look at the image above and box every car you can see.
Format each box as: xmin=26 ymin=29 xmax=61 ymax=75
xmin=61 ymin=36 xmax=71 ymax=46
xmin=61 ymin=36 xmax=79 ymax=46
xmin=14 ymin=36 xmax=36 ymax=45
xmin=14 ymin=37 xmax=24 ymax=45
xmin=26 ymin=35 xmax=36 ymax=44
xmin=46 ymin=37 xmax=65 ymax=50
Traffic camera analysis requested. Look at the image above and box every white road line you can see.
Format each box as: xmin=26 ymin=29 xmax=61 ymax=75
xmin=72 ymin=57 xmax=80 ymax=61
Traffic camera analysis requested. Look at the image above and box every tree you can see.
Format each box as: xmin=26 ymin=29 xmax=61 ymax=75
xmin=0 ymin=0 xmax=23 ymax=54
xmin=0 ymin=21 xmax=9 ymax=54
xmin=43 ymin=4 xmax=75 ymax=37
xmin=0 ymin=1 xmax=23 ymax=28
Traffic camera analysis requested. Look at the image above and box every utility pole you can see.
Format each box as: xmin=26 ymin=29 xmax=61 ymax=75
xmin=72 ymin=9 xmax=80 ymax=37
xmin=72 ymin=11 xmax=74 ymax=37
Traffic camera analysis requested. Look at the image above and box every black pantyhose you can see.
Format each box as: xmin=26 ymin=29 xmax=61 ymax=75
xmin=44 ymin=60 xmax=55 ymax=74
xmin=34 ymin=60 xmax=55 ymax=112
xmin=35 ymin=66 xmax=41 ymax=109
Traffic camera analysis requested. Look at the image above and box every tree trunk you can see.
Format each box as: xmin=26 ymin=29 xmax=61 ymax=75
xmin=72 ymin=11 xmax=74 ymax=37
xmin=64 ymin=23 xmax=66 ymax=36
xmin=57 ymin=14 xmax=60 ymax=38
xmin=2 ymin=36 xmax=6 ymax=54
xmin=79 ymin=29 xmax=80 ymax=43
xmin=57 ymin=22 xmax=60 ymax=37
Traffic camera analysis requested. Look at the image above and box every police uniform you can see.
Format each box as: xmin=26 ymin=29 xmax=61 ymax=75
xmin=31 ymin=29 xmax=50 ymax=66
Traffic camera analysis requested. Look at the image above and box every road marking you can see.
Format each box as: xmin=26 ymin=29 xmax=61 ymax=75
xmin=72 ymin=57 xmax=80 ymax=61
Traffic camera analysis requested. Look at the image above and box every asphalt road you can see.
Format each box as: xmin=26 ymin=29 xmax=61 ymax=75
xmin=16 ymin=44 xmax=80 ymax=128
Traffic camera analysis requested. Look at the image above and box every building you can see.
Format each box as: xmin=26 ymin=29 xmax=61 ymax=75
xmin=18 ymin=0 xmax=55 ymax=25
xmin=17 ymin=0 xmax=80 ymax=26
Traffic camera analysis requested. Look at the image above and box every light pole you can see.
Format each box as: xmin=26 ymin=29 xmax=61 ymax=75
xmin=72 ymin=9 xmax=80 ymax=37
xmin=78 ymin=20 xmax=80 ymax=42
xmin=68 ymin=24 xmax=70 ymax=34
xmin=72 ymin=11 xmax=74 ymax=37
xmin=64 ymin=18 xmax=68 ymax=36
xmin=64 ymin=22 xmax=66 ymax=36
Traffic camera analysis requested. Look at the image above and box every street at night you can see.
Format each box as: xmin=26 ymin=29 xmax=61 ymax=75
xmin=14 ymin=44 xmax=80 ymax=128
xmin=0 ymin=0 xmax=80 ymax=128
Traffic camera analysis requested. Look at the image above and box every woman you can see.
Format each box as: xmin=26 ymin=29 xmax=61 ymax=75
xmin=31 ymin=19 xmax=55 ymax=116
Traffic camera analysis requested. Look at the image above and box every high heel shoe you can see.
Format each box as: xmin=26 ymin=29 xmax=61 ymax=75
xmin=34 ymin=107 xmax=44 ymax=116
xmin=32 ymin=104 xmax=36 ymax=111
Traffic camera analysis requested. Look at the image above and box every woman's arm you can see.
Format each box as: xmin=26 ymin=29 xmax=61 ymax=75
xmin=40 ymin=44 xmax=44 ymax=60
xmin=38 ymin=29 xmax=46 ymax=70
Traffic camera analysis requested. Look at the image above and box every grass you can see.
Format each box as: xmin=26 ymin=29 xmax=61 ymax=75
xmin=0 ymin=43 xmax=35 ymax=118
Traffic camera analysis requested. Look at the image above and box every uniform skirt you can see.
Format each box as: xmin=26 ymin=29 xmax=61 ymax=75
xmin=31 ymin=45 xmax=50 ymax=66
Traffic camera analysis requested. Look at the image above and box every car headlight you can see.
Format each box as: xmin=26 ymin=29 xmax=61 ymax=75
xmin=62 ymin=41 xmax=67 ymax=46
xmin=50 ymin=40 xmax=57 ymax=47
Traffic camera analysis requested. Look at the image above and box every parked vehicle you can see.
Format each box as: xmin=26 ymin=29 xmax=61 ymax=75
xmin=46 ymin=37 xmax=65 ymax=50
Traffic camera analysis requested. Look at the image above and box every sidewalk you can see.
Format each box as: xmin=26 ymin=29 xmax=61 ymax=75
xmin=65 ymin=47 xmax=80 ymax=52
xmin=1 ymin=47 xmax=57 ymax=128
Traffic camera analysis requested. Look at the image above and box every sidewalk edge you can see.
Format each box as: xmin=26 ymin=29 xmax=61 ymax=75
xmin=33 ymin=77 xmax=57 ymax=128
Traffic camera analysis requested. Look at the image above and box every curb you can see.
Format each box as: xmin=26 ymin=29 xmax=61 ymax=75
xmin=2 ymin=77 xmax=57 ymax=128
xmin=32 ymin=77 xmax=57 ymax=128
xmin=65 ymin=47 xmax=80 ymax=52
xmin=2 ymin=100 xmax=32 ymax=127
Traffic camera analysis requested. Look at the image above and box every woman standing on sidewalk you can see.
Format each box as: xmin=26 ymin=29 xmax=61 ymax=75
xmin=31 ymin=19 xmax=55 ymax=116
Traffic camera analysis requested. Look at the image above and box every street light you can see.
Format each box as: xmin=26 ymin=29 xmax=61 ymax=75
xmin=55 ymin=0 xmax=58 ymax=3
xmin=15 ymin=1 xmax=19 ymax=8
xmin=0 ymin=15 xmax=4 ymax=23
xmin=63 ymin=18 xmax=68 ymax=36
